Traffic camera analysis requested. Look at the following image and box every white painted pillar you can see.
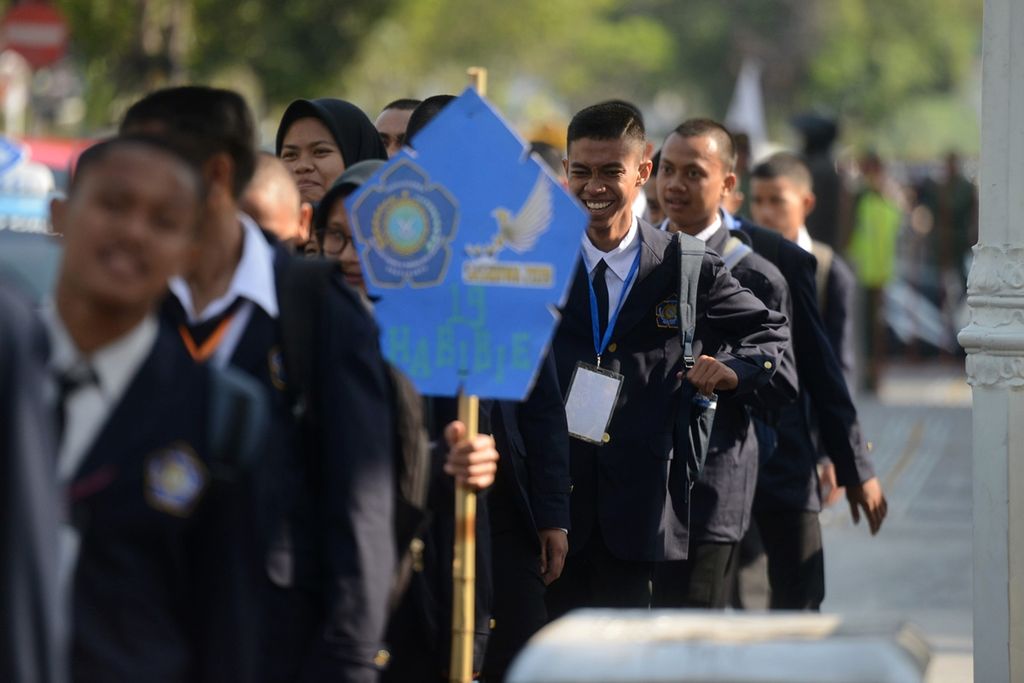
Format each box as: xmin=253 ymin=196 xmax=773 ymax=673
xmin=958 ymin=1 xmax=1024 ymax=680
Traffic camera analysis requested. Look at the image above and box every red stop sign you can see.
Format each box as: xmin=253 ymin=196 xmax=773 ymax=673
xmin=1 ymin=2 xmax=68 ymax=69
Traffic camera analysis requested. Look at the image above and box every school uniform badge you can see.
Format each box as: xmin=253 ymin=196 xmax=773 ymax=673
xmin=268 ymin=346 xmax=286 ymax=391
xmin=144 ymin=444 xmax=207 ymax=517
xmin=656 ymin=296 xmax=680 ymax=329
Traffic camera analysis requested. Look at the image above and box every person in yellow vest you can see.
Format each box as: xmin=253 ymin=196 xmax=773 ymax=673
xmin=846 ymin=152 xmax=902 ymax=393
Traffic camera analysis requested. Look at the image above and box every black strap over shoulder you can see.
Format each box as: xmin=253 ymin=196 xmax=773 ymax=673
xmin=274 ymin=256 xmax=338 ymax=424
xmin=207 ymin=365 xmax=269 ymax=478
xmin=677 ymin=232 xmax=705 ymax=369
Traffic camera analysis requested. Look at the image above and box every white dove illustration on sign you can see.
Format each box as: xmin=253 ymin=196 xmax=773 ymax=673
xmin=466 ymin=173 xmax=552 ymax=260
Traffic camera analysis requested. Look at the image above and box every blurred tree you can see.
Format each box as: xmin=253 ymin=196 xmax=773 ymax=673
xmin=806 ymin=0 xmax=982 ymax=126
xmin=38 ymin=0 xmax=982 ymax=157
xmin=337 ymin=0 xmax=674 ymax=119
xmin=51 ymin=0 xmax=397 ymax=126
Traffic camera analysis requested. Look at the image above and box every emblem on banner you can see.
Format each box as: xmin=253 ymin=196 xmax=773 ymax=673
xmin=656 ymin=296 xmax=680 ymax=329
xmin=462 ymin=173 xmax=555 ymax=288
xmin=351 ymin=159 xmax=459 ymax=288
xmin=144 ymin=444 xmax=207 ymax=517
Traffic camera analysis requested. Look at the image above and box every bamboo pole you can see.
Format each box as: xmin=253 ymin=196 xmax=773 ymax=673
xmin=449 ymin=393 xmax=479 ymax=683
xmin=449 ymin=65 xmax=487 ymax=683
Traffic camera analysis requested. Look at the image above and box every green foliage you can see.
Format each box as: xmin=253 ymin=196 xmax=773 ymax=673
xmin=806 ymin=0 xmax=982 ymax=124
xmin=40 ymin=0 xmax=983 ymax=157
xmin=190 ymin=0 xmax=399 ymax=105
xmin=338 ymin=0 xmax=674 ymax=115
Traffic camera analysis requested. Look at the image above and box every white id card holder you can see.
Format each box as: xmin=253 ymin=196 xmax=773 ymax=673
xmin=564 ymin=362 xmax=624 ymax=445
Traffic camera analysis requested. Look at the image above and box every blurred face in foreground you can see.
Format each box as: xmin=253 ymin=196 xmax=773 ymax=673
xmin=52 ymin=143 xmax=200 ymax=315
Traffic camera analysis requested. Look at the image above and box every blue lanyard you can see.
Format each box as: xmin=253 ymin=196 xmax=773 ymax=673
xmin=587 ymin=249 xmax=641 ymax=366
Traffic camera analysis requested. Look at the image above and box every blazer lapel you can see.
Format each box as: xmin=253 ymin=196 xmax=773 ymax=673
xmin=560 ymin=255 xmax=591 ymax=335
xmin=706 ymin=226 xmax=729 ymax=257
xmin=611 ymin=221 xmax=675 ymax=339
xmin=70 ymin=333 xmax=173 ymax=491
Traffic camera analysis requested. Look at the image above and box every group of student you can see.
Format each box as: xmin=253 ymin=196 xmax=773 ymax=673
xmin=0 ymin=86 xmax=888 ymax=683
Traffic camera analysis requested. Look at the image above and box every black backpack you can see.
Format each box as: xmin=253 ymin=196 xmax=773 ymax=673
xmin=676 ymin=232 xmax=715 ymax=481
xmin=275 ymin=256 xmax=433 ymax=609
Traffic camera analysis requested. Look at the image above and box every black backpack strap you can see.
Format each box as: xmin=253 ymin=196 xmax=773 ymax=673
xmin=677 ymin=232 xmax=706 ymax=369
xmin=274 ymin=256 xmax=338 ymax=424
xmin=207 ymin=365 xmax=269 ymax=479
xmin=721 ymin=236 xmax=753 ymax=271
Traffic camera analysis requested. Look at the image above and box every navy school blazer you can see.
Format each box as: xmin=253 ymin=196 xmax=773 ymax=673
xmin=688 ymin=226 xmax=797 ymax=544
xmin=733 ymin=216 xmax=875 ymax=512
xmin=69 ymin=323 xmax=266 ymax=683
xmin=552 ymin=220 xmax=789 ymax=562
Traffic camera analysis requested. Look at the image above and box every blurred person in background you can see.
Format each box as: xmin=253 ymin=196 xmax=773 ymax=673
xmin=275 ymin=98 xmax=387 ymax=206
xmin=375 ymin=99 xmax=421 ymax=158
xmin=721 ymin=137 xmax=887 ymax=610
xmin=529 ymin=140 xmax=567 ymax=187
xmin=847 ymin=151 xmax=902 ymax=393
xmin=728 ymin=132 xmax=751 ymax=217
xmin=750 ymin=152 xmax=858 ymax=508
xmin=404 ymin=95 xmax=457 ymax=146
xmin=0 ymin=279 xmax=65 ymax=683
xmin=312 ymin=159 xmax=384 ymax=291
xmin=920 ymin=151 xmax=977 ymax=309
xmin=643 ymin=149 xmax=664 ymax=225
xmin=792 ymin=114 xmax=847 ymax=251
xmin=241 ymin=153 xmax=315 ymax=255
xmin=751 ymin=152 xmax=856 ymax=385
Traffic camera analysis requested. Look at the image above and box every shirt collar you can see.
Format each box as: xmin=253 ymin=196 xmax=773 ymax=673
xmin=42 ymin=304 xmax=158 ymax=402
xmin=169 ymin=212 xmax=279 ymax=323
xmin=797 ymin=226 xmax=814 ymax=253
xmin=658 ymin=213 xmax=723 ymax=242
xmin=580 ymin=215 xmax=640 ymax=280
xmin=694 ymin=213 xmax=723 ymax=243
xmin=720 ymin=208 xmax=739 ymax=231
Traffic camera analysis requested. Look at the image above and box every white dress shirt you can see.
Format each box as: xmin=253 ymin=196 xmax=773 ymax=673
xmin=42 ymin=307 xmax=158 ymax=483
xmin=580 ymin=215 xmax=641 ymax=317
xmin=168 ymin=212 xmax=279 ymax=367
xmin=797 ymin=225 xmax=814 ymax=253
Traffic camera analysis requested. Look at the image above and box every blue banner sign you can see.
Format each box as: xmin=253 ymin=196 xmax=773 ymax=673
xmin=347 ymin=88 xmax=586 ymax=400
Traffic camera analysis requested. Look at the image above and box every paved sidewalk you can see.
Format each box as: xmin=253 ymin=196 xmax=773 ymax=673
xmin=821 ymin=362 xmax=973 ymax=683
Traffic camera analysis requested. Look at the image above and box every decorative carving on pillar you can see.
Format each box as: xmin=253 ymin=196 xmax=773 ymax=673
xmin=967 ymin=245 xmax=1024 ymax=295
xmin=966 ymin=355 xmax=1024 ymax=388
xmin=959 ymin=244 xmax=1024 ymax=387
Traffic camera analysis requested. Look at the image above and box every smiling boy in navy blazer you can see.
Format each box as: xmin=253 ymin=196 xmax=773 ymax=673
xmin=545 ymin=102 xmax=790 ymax=615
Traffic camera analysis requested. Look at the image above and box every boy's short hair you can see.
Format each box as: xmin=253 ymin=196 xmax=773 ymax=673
xmin=121 ymin=86 xmax=256 ymax=199
xmin=380 ymin=98 xmax=421 ymax=114
xmin=567 ymin=101 xmax=646 ymax=152
xmin=72 ymin=135 xmax=203 ymax=198
xmin=672 ymin=118 xmax=737 ymax=172
xmin=751 ymin=152 xmax=814 ymax=191
xmin=405 ymin=95 xmax=457 ymax=146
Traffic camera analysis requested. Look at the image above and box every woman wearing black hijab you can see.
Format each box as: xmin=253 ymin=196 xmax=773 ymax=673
xmin=276 ymin=98 xmax=388 ymax=204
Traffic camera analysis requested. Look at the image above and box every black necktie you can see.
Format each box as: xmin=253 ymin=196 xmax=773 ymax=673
xmin=56 ymin=364 xmax=97 ymax=441
xmin=593 ymin=259 xmax=610 ymax=337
